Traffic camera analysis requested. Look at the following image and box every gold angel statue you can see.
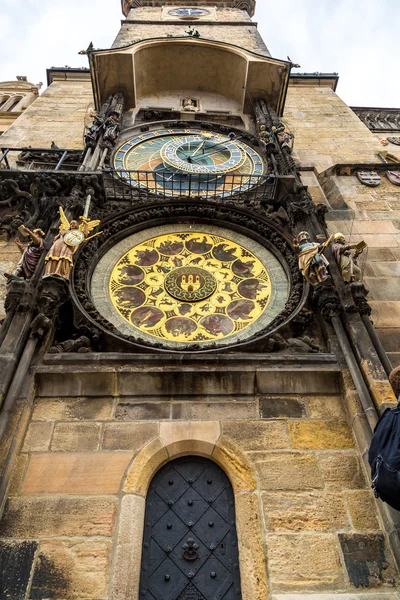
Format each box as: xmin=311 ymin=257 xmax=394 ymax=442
xmin=44 ymin=207 xmax=101 ymax=280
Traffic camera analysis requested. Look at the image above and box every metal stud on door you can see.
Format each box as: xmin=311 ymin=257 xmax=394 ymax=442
xmin=140 ymin=457 xmax=242 ymax=600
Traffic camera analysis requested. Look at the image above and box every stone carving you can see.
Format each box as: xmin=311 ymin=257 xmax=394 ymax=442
xmin=30 ymin=277 xmax=70 ymax=340
xmin=0 ymin=172 xmax=104 ymax=240
xmin=294 ymin=231 xmax=333 ymax=285
xmin=49 ymin=335 xmax=91 ymax=353
xmin=43 ymin=207 xmax=101 ymax=280
xmin=352 ymin=108 xmax=400 ymax=132
xmin=332 ymin=233 xmax=366 ymax=283
xmin=265 ymin=333 xmax=322 ymax=353
xmin=387 ymin=137 xmax=400 ymax=146
xmin=4 ymin=225 xmax=45 ymax=281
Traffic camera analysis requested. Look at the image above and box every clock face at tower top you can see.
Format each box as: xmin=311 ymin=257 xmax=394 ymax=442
xmin=113 ymin=128 xmax=265 ymax=198
xmin=168 ymin=7 xmax=210 ymax=18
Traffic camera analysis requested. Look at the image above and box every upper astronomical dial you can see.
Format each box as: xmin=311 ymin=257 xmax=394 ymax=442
xmin=113 ymin=128 xmax=265 ymax=198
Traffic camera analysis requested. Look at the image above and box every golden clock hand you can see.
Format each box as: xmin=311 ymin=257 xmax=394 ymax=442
xmin=190 ymin=140 xmax=207 ymax=158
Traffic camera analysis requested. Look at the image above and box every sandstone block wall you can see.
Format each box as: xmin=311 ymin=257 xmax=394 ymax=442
xmin=0 ymin=375 xmax=397 ymax=599
xmin=113 ymin=7 xmax=270 ymax=55
xmin=285 ymin=85 xmax=400 ymax=369
xmin=0 ymin=80 xmax=93 ymax=150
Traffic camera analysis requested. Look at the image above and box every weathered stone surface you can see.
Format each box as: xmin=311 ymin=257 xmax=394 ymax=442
xmin=111 ymin=494 xmax=146 ymax=600
xmin=267 ymin=533 xmax=344 ymax=591
xmin=102 ymin=422 xmax=158 ymax=451
xmin=256 ymin=369 xmax=340 ymax=394
xmin=306 ymin=396 xmax=346 ymax=419
xmin=22 ymin=422 xmax=54 ymax=452
xmin=171 ymin=401 xmax=257 ymax=420
xmin=119 ymin=369 xmax=255 ymax=396
xmin=222 ymin=420 xmax=290 ymax=451
xmin=288 ymin=420 xmax=354 ymax=449
xmin=235 ymin=492 xmax=269 ymax=600
xmin=262 ymin=492 xmax=348 ymax=531
xmin=36 ymin=372 xmax=115 ymax=397
xmin=212 ymin=436 xmax=257 ymax=493
xmin=115 ymin=402 xmax=170 ymax=420
xmin=160 ymin=421 xmax=220 ymax=458
xmin=0 ymin=496 xmax=118 ymax=537
xmin=22 ymin=452 xmax=133 ymax=494
xmin=32 ymin=396 xmax=114 ymax=421
xmin=339 ymin=533 xmax=397 ymax=588
xmin=51 ymin=422 xmax=102 ymax=451
xmin=29 ymin=539 xmax=111 ymax=599
xmin=345 ymin=491 xmax=380 ymax=530
xmin=259 ymin=397 xmax=306 ymax=418
xmin=318 ymin=452 xmax=367 ymax=489
xmin=255 ymin=452 xmax=323 ymax=490
xmin=0 ymin=540 xmax=38 ymax=600
xmin=8 ymin=453 xmax=28 ymax=495
xmin=124 ymin=438 xmax=168 ymax=496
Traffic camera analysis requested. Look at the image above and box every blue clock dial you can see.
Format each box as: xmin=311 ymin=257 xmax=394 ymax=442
xmin=168 ymin=8 xmax=210 ymax=17
xmin=113 ymin=128 xmax=265 ymax=198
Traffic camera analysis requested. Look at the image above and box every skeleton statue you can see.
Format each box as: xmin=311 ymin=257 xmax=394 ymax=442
xmin=294 ymin=231 xmax=334 ymax=285
xmin=331 ymin=232 xmax=366 ymax=283
xmin=43 ymin=207 xmax=101 ymax=280
xmin=4 ymin=225 xmax=45 ymax=281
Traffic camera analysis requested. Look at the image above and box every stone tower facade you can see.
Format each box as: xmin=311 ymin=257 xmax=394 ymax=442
xmin=0 ymin=2 xmax=400 ymax=600
xmin=0 ymin=78 xmax=41 ymax=135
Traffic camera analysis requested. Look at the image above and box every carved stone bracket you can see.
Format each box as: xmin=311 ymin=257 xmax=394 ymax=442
xmin=30 ymin=276 xmax=70 ymax=340
xmin=312 ymin=280 xmax=341 ymax=322
xmin=350 ymin=281 xmax=372 ymax=317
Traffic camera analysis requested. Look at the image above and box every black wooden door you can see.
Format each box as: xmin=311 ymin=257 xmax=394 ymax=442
xmin=139 ymin=456 xmax=242 ymax=600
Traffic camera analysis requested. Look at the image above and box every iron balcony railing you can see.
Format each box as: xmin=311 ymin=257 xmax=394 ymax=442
xmin=104 ymin=169 xmax=277 ymax=201
xmin=0 ymin=148 xmax=277 ymax=202
xmin=0 ymin=147 xmax=83 ymax=171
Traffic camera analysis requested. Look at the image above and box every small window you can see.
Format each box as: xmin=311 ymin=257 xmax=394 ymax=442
xmin=7 ymin=96 xmax=23 ymax=112
xmin=0 ymin=95 xmax=10 ymax=110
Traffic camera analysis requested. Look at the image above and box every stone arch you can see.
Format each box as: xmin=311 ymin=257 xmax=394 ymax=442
xmin=111 ymin=424 xmax=268 ymax=600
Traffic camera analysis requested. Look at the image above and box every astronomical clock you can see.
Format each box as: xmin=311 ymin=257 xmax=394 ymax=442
xmin=113 ymin=128 xmax=265 ymax=198
xmin=73 ymin=122 xmax=303 ymax=353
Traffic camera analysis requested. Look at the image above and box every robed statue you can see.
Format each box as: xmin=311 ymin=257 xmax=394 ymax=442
xmin=4 ymin=225 xmax=45 ymax=281
xmin=294 ymin=231 xmax=334 ymax=285
xmin=332 ymin=233 xmax=366 ymax=283
xmin=44 ymin=207 xmax=100 ymax=280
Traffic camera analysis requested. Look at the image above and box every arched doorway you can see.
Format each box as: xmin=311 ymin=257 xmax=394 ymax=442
xmin=139 ymin=456 xmax=242 ymax=600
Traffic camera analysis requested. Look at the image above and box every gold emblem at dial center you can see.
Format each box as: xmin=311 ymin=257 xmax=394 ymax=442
xmin=165 ymin=266 xmax=217 ymax=302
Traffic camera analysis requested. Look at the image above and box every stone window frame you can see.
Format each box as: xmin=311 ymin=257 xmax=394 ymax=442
xmin=2 ymin=95 xmax=24 ymax=112
xmin=110 ymin=421 xmax=268 ymax=600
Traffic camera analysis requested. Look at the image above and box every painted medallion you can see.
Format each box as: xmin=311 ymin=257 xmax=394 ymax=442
xmin=109 ymin=232 xmax=273 ymax=343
